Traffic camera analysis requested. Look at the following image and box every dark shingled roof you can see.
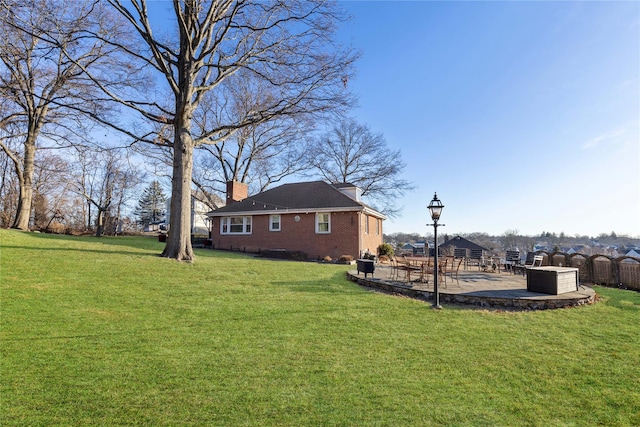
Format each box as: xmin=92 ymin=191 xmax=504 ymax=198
xmin=439 ymin=236 xmax=489 ymax=252
xmin=209 ymin=181 xmax=383 ymax=217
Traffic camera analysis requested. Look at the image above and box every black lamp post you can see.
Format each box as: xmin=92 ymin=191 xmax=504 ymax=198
xmin=428 ymin=193 xmax=445 ymax=309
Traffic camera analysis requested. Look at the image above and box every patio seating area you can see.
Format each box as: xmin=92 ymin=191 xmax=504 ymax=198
xmin=347 ymin=262 xmax=596 ymax=310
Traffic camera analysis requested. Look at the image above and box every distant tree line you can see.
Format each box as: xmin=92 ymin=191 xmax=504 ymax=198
xmin=385 ymin=230 xmax=640 ymax=255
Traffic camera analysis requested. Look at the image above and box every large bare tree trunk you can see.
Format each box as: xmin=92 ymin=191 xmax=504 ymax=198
xmin=11 ymin=131 xmax=37 ymax=230
xmin=162 ymin=92 xmax=195 ymax=260
xmin=162 ymin=132 xmax=194 ymax=261
xmin=12 ymin=173 xmax=32 ymax=230
xmin=160 ymin=10 xmax=197 ymax=261
xmin=95 ymin=209 xmax=105 ymax=237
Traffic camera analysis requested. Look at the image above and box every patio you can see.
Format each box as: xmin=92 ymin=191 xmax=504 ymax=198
xmin=347 ymin=264 xmax=596 ymax=310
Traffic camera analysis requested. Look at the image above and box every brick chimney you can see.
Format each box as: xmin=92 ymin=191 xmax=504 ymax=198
xmin=226 ymin=180 xmax=248 ymax=203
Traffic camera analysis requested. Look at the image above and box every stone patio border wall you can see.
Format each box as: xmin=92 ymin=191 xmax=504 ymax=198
xmin=346 ymin=272 xmax=596 ymax=310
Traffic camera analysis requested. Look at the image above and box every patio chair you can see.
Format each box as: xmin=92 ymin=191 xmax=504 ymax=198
xmin=417 ymin=256 xmax=433 ymax=283
xmin=390 ymin=256 xmax=408 ymax=281
xmin=401 ymin=256 xmax=424 ymax=282
xmin=433 ymin=257 xmax=448 ymax=288
xmin=443 ymin=256 xmax=463 ymax=285
xmin=390 ymin=256 xmax=418 ymax=282
xmin=505 ymin=250 xmax=520 ymax=274
xmin=516 ymin=253 xmax=544 ymax=275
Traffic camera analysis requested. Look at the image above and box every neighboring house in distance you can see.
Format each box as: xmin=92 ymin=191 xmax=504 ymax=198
xmin=207 ymin=180 xmax=386 ymax=260
xmin=438 ymin=235 xmax=490 ymax=255
xmin=407 ymin=241 xmax=426 ymax=255
xmin=626 ymin=249 xmax=640 ymax=258
xmin=400 ymin=243 xmax=417 ymax=254
xmin=399 ymin=242 xmax=426 ymax=256
xmin=533 ymin=243 xmax=551 ymax=252
xmin=166 ymin=190 xmax=225 ymax=236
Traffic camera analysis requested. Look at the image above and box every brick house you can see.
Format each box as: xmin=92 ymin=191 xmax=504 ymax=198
xmin=207 ymin=181 xmax=386 ymax=260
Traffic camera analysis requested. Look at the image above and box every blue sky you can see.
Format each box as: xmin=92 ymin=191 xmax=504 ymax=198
xmin=337 ymin=1 xmax=639 ymax=237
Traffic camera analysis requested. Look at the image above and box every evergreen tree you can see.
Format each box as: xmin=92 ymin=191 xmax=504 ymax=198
xmin=135 ymin=181 xmax=167 ymax=226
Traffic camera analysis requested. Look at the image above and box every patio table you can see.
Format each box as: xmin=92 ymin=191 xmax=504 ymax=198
xmin=402 ymin=256 xmax=431 ymax=282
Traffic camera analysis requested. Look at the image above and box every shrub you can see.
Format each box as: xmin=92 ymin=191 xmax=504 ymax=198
xmin=377 ymin=243 xmax=394 ymax=258
xmin=338 ymin=255 xmax=353 ymax=262
xmin=260 ymin=250 xmax=308 ymax=261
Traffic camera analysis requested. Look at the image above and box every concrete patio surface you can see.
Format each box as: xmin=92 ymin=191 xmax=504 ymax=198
xmin=347 ymin=264 xmax=596 ymax=310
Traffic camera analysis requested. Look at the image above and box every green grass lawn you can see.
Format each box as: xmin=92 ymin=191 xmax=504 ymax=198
xmin=1 ymin=229 xmax=639 ymax=426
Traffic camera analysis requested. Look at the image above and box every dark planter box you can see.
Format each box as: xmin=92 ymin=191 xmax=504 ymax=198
xmin=527 ymin=267 xmax=578 ymax=295
xmin=158 ymin=233 xmax=167 ymax=242
xmin=356 ymin=259 xmax=375 ymax=278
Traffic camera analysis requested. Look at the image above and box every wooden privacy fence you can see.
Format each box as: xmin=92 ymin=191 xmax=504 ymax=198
xmin=534 ymin=251 xmax=640 ymax=291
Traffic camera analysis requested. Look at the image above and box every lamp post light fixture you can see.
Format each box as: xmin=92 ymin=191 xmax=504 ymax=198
xmin=428 ymin=193 xmax=445 ymax=309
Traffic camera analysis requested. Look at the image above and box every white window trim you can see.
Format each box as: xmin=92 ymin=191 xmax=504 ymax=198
xmin=220 ymin=216 xmax=252 ymax=235
xmin=315 ymin=213 xmax=331 ymax=234
xmin=269 ymin=214 xmax=281 ymax=232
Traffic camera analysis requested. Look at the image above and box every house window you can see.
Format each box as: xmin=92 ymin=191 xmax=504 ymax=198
xmin=270 ymin=214 xmax=281 ymax=231
xmin=364 ymin=216 xmax=369 ymax=234
xmin=316 ymin=213 xmax=330 ymax=234
xmin=221 ymin=216 xmax=252 ymax=234
xmin=376 ymin=219 xmax=380 ymax=235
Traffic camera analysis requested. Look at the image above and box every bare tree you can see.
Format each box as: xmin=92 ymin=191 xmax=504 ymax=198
xmin=136 ymin=82 xmax=313 ymax=211
xmin=72 ymin=0 xmax=357 ymax=261
xmin=0 ymin=0 xmax=124 ymax=230
xmin=193 ymin=71 xmax=316 ymax=198
xmin=195 ymin=117 xmax=311 ymax=198
xmin=308 ymin=118 xmax=413 ymax=218
xmin=71 ymin=147 xmax=141 ymax=237
xmin=31 ymin=152 xmax=73 ymax=231
xmin=501 ymin=229 xmax=520 ymax=251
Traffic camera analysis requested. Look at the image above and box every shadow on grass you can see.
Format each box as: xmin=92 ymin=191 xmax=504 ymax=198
xmin=1 ymin=244 xmax=161 ymax=258
xmin=11 ymin=231 xmax=367 ymax=265
xmin=8 ymin=231 xmax=251 ymax=260
xmin=21 ymin=231 xmax=164 ymax=251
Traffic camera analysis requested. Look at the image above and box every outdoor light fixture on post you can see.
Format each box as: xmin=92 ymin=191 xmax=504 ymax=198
xmin=428 ymin=193 xmax=445 ymax=309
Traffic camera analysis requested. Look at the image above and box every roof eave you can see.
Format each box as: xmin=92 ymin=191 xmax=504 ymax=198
xmin=363 ymin=206 xmax=387 ymax=220
xmin=208 ymin=206 xmax=368 ymax=217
